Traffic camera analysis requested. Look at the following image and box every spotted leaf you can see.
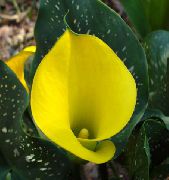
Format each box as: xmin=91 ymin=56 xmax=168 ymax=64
xmin=125 ymin=119 xmax=169 ymax=179
xmin=144 ymin=119 xmax=169 ymax=167
xmin=125 ymin=123 xmax=150 ymax=180
xmin=0 ymin=61 xmax=70 ymax=180
xmin=144 ymin=30 xmax=169 ymax=116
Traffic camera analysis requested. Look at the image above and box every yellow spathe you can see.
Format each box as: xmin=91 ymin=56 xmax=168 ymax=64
xmin=31 ymin=30 xmax=136 ymax=164
xmin=6 ymin=46 xmax=36 ymax=92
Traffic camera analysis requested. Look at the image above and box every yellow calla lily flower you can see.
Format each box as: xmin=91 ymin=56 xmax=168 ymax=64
xmin=31 ymin=30 xmax=136 ymax=164
xmin=6 ymin=46 xmax=36 ymax=92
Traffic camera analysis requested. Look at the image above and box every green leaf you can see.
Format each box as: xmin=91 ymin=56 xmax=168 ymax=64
xmin=151 ymin=164 xmax=169 ymax=180
xmin=24 ymin=55 xmax=34 ymax=92
xmin=22 ymin=108 xmax=39 ymax=137
xmin=142 ymin=108 xmax=169 ymax=130
xmin=0 ymin=153 xmax=23 ymax=180
xmin=6 ymin=171 xmax=23 ymax=180
xmin=125 ymin=124 xmax=150 ymax=180
xmin=0 ymin=61 xmax=70 ymax=179
xmin=0 ymin=151 xmax=10 ymax=180
xmin=144 ymin=30 xmax=169 ymax=116
xmin=120 ymin=0 xmax=169 ymax=38
xmin=125 ymin=118 xmax=169 ymax=179
xmin=151 ymin=156 xmax=169 ymax=179
xmin=24 ymin=56 xmax=40 ymax=137
xmin=146 ymin=119 xmax=169 ymax=179
xmin=144 ymin=119 xmax=169 ymax=167
xmin=33 ymin=0 xmax=148 ymax=157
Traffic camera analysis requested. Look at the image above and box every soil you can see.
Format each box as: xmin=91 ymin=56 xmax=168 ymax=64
xmin=0 ymin=0 xmax=37 ymax=60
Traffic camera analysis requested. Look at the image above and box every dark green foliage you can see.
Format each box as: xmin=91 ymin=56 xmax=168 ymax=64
xmin=125 ymin=124 xmax=150 ymax=180
xmin=151 ymin=164 xmax=169 ymax=179
xmin=0 ymin=61 xmax=70 ymax=179
xmin=125 ymin=119 xmax=169 ymax=180
xmin=123 ymin=29 xmax=169 ymax=180
xmin=145 ymin=119 xmax=169 ymax=179
xmin=120 ymin=0 xmax=169 ymax=38
xmin=0 ymin=151 xmax=10 ymax=180
xmin=142 ymin=108 xmax=169 ymax=130
xmin=144 ymin=30 xmax=169 ymax=116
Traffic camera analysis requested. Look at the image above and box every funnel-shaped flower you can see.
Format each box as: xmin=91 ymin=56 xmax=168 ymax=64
xmin=6 ymin=46 xmax=36 ymax=92
xmin=31 ymin=30 xmax=136 ymax=164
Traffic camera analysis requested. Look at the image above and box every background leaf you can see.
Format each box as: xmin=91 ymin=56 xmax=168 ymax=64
xmin=125 ymin=123 xmax=150 ymax=180
xmin=32 ymin=0 xmax=148 ymax=157
xmin=0 ymin=151 xmax=10 ymax=180
xmin=0 ymin=61 xmax=70 ymax=180
xmin=120 ymin=0 xmax=169 ymax=38
xmin=144 ymin=30 xmax=169 ymax=116
xmin=142 ymin=108 xmax=169 ymax=130
xmin=144 ymin=119 xmax=169 ymax=167
xmin=151 ymin=164 xmax=169 ymax=179
xmin=125 ymin=118 xmax=169 ymax=180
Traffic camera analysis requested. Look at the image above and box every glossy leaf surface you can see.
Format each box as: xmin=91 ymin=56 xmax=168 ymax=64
xmin=0 ymin=61 xmax=70 ymax=179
